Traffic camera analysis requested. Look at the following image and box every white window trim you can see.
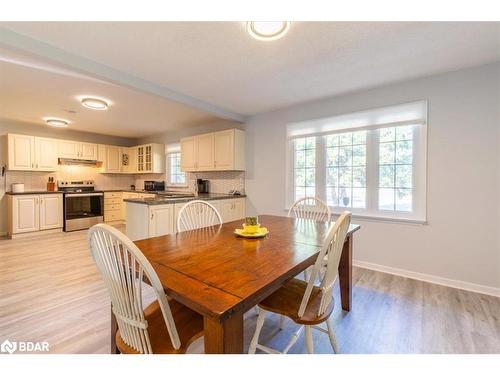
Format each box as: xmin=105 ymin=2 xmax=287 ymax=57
xmin=285 ymin=101 xmax=428 ymax=223
xmin=166 ymin=151 xmax=188 ymax=188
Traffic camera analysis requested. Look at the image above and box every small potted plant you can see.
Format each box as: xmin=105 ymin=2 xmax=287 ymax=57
xmin=243 ymin=216 xmax=260 ymax=234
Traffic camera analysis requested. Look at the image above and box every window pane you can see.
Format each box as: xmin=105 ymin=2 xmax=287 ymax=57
xmin=295 ymin=138 xmax=305 ymax=150
xmin=327 ymin=147 xmax=338 ymax=167
xmin=340 ymin=133 xmax=352 ymax=146
xmin=295 ymin=150 xmax=305 ymax=168
xmin=326 ymin=167 xmax=338 ymax=187
xmin=326 ymin=187 xmax=338 ymax=207
xmin=338 ymin=167 xmax=352 ymax=187
xmin=305 ymin=187 xmax=316 ymax=198
xmin=305 ymin=137 xmax=315 ymax=149
xmin=352 ymin=188 xmax=366 ymax=208
xmin=379 ymin=188 xmax=395 ymax=210
xmin=326 ymin=134 xmax=340 ymax=147
xmin=396 ymin=125 xmax=414 ymax=141
xmin=380 ymin=127 xmax=395 ymax=142
xmin=169 ymin=152 xmax=186 ymax=185
xmin=338 ymin=188 xmax=352 ymax=208
xmin=352 ymin=167 xmax=366 ymax=187
xmin=352 ymin=131 xmax=367 ymax=145
xmin=379 ymin=165 xmax=395 ymax=188
xmin=396 ymin=188 xmax=412 ymax=212
xmin=293 ymin=136 xmax=316 ymax=202
xmin=305 ymin=148 xmax=315 ymax=168
xmin=305 ymin=168 xmax=315 ymax=186
xmin=295 ymin=187 xmax=306 ymax=200
xmin=379 ymin=143 xmax=395 ymax=164
xmin=396 ymin=141 xmax=413 ymax=164
xmin=396 ymin=165 xmax=412 ymax=188
xmin=295 ymin=168 xmax=305 ymax=186
xmin=352 ymin=145 xmax=366 ymax=166
xmin=338 ymin=146 xmax=352 ymax=167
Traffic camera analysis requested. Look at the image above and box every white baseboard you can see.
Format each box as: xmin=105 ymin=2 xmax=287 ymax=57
xmin=353 ymin=260 xmax=500 ymax=298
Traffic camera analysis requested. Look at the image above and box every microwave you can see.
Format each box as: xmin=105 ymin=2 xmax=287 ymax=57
xmin=144 ymin=180 xmax=165 ymax=191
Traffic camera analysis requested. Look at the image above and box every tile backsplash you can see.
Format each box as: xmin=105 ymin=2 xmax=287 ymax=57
xmin=4 ymin=166 xmax=136 ymax=192
xmin=3 ymin=167 xmax=245 ymax=194
xmin=135 ymin=171 xmax=245 ymax=194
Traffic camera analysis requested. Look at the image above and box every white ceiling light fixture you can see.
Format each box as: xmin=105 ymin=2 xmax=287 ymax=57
xmin=45 ymin=118 xmax=69 ymax=128
xmin=81 ymin=97 xmax=109 ymax=110
xmin=247 ymin=21 xmax=291 ymax=41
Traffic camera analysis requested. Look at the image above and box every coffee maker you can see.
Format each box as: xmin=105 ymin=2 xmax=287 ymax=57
xmin=197 ymin=179 xmax=210 ymax=193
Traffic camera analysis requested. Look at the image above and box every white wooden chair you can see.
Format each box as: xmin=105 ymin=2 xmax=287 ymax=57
xmin=248 ymin=211 xmax=352 ymax=354
xmin=288 ymin=196 xmax=331 ymax=283
xmin=177 ymin=200 xmax=222 ymax=232
xmin=88 ymin=224 xmax=204 ymax=354
xmin=288 ymin=196 xmax=331 ymax=222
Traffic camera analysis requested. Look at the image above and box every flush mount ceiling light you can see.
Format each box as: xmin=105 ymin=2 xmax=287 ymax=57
xmin=247 ymin=21 xmax=291 ymax=41
xmin=81 ymin=97 xmax=109 ymax=110
xmin=45 ymin=118 xmax=69 ymax=128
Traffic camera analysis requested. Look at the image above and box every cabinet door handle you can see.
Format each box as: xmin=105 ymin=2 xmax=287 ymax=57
xmin=151 ymin=212 xmax=154 ymax=220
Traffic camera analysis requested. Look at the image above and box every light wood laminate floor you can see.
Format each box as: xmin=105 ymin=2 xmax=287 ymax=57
xmin=1 ymin=227 xmax=499 ymax=354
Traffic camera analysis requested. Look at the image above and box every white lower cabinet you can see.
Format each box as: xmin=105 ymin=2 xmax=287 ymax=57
xmin=8 ymin=194 xmax=63 ymax=237
xmin=126 ymin=202 xmax=174 ymax=241
xmin=173 ymin=198 xmax=245 ymax=231
xmin=219 ymin=198 xmax=246 ymax=223
xmin=39 ymin=194 xmax=64 ymax=230
xmin=149 ymin=205 xmax=174 ymax=238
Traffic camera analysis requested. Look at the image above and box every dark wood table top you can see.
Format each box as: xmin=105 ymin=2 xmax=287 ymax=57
xmin=134 ymin=215 xmax=360 ymax=322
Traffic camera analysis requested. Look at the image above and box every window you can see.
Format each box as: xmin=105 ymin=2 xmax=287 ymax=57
xmin=325 ymin=130 xmax=367 ymax=209
xmin=293 ymin=137 xmax=316 ymax=200
xmin=287 ymin=101 xmax=427 ymax=222
xmin=167 ymin=152 xmax=186 ymax=186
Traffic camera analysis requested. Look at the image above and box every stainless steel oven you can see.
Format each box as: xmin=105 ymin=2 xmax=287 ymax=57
xmin=59 ymin=180 xmax=104 ymax=232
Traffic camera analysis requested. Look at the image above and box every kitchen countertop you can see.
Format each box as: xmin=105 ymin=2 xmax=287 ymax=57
xmin=123 ymin=193 xmax=246 ymax=205
xmin=6 ymin=191 xmax=63 ymax=195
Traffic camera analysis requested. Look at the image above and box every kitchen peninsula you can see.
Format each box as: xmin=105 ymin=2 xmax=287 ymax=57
xmin=125 ymin=193 xmax=246 ymax=240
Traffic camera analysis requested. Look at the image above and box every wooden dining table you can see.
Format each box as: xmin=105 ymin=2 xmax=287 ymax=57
xmin=110 ymin=214 xmax=360 ymax=354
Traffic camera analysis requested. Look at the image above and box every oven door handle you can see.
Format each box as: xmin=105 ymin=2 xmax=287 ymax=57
xmin=66 ymin=193 xmax=104 ymax=197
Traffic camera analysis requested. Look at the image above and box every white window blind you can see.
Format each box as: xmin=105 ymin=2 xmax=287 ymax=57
xmin=286 ymin=101 xmax=428 ymax=222
xmin=287 ymin=100 xmax=427 ymax=138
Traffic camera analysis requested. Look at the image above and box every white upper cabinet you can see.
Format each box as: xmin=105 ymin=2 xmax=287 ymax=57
xmin=180 ymin=129 xmax=245 ymax=172
xmin=58 ymin=140 xmax=80 ymax=159
xmin=8 ymin=134 xmax=58 ymax=171
xmin=58 ymin=140 xmax=97 ymax=160
xmin=8 ymin=134 xmax=34 ymax=170
xmin=214 ymin=129 xmax=245 ymax=171
xmin=196 ymin=133 xmax=215 ymax=170
xmin=136 ymin=143 xmax=165 ymax=173
xmin=34 ymin=137 xmax=58 ymax=171
xmin=80 ymin=142 xmax=98 ymax=160
xmin=180 ymin=137 xmax=197 ymax=171
xmin=104 ymin=146 xmax=122 ymax=173
xmin=5 ymin=133 xmax=162 ymax=174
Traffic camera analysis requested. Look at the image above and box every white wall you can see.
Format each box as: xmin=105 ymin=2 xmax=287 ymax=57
xmin=245 ymin=62 xmax=500 ymax=291
xmin=139 ymin=119 xmax=244 ymax=145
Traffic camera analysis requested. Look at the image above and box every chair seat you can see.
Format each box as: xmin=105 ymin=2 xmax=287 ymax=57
xmin=116 ymin=299 xmax=204 ymax=354
xmin=258 ymin=278 xmax=334 ymax=325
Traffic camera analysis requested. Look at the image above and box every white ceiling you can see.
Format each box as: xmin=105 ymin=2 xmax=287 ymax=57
xmin=0 ymin=48 xmax=220 ymax=138
xmin=1 ymin=22 xmax=499 ymax=117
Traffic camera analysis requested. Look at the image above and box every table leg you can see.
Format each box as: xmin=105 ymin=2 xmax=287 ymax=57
xmin=110 ymin=304 xmax=119 ymax=354
xmin=338 ymin=234 xmax=353 ymax=311
xmin=203 ymin=311 xmax=244 ymax=354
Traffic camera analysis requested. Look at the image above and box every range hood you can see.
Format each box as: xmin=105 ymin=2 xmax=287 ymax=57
xmin=58 ymin=158 xmax=99 ymax=166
